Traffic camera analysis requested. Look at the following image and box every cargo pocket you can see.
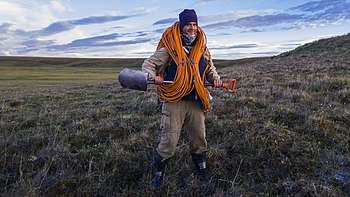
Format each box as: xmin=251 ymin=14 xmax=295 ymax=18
xmin=159 ymin=110 xmax=172 ymax=151
xmin=160 ymin=110 xmax=171 ymax=132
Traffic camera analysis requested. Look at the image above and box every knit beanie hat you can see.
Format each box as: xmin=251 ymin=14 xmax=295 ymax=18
xmin=179 ymin=9 xmax=198 ymax=30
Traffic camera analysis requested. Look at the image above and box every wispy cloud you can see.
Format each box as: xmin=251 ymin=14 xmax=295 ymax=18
xmin=290 ymin=0 xmax=349 ymax=13
xmin=0 ymin=23 xmax=12 ymax=34
xmin=47 ymin=33 xmax=153 ymax=51
xmin=31 ymin=13 xmax=144 ymax=37
xmin=0 ymin=9 xmax=151 ymax=56
xmin=203 ymin=0 xmax=350 ymax=30
xmin=235 ymin=13 xmax=303 ymax=27
xmin=0 ymin=0 xmax=349 ymax=58
xmin=0 ymin=0 xmax=70 ymax=30
xmin=153 ymin=18 xmax=177 ymax=25
xmin=204 ymin=13 xmax=303 ymax=29
xmin=210 ymin=44 xmax=259 ymax=50
xmin=290 ymin=0 xmax=350 ymax=21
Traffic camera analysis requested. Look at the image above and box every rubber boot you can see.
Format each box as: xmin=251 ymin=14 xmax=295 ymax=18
xmin=151 ymin=152 xmax=169 ymax=190
xmin=191 ymin=153 xmax=210 ymax=183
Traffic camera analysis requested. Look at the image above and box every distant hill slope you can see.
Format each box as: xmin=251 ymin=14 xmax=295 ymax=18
xmin=0 ymin=56 xmax=145 ymax=68
xmin=279 ymin=33 xmax=350 ymax=57
xmin=0 ymin=55 xmax=255 ymax=70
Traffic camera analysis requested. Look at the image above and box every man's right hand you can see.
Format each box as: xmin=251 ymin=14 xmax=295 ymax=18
xmin=153 ymin=76 xmax=164 ymax=85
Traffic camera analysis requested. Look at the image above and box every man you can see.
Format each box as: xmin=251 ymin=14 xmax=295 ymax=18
xmin=142 ymin=9 xmax=222 ymax=190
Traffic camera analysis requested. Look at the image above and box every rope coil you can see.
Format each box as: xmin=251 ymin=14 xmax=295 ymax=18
xmin=156 ymin=22 xmax=210 ymax=111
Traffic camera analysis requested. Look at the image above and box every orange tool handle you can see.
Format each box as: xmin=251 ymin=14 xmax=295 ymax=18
xmin=222 ymin=79 xmax=236 ymax=93
xmin=204 ymin=79 xmax=236 ymax=93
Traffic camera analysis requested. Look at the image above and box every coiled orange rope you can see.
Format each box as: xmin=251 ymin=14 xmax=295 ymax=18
xmin=156 ymin=22 xmax=210 ymax=111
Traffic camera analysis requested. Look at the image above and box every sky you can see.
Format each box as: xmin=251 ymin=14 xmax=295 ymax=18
xmin=0 ymin=0 xmax=349 ymax=60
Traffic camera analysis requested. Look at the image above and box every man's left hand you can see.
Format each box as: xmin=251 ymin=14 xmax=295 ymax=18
xmin=213 ymin=79 xmax=223 ymax=88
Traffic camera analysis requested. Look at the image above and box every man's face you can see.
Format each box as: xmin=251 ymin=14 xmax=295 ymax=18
xmin=182 ymin=22 xmax=197 ymax=37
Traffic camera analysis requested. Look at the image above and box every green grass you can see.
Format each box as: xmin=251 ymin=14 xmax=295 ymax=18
xmin=0 ymin=34 xmax=349 ymax=196
xmin=0 ymin=56 xmax=144 ymax=81
xmin=0 ymin=66 xmax=118 ymax=80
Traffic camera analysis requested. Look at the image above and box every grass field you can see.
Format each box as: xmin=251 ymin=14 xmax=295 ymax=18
xmin=0 ymin=34 xmax=349 ymax=196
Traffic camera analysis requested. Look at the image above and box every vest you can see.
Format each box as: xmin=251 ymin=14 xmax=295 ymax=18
xmin=164 ymin=54 xmax=206 ymax=100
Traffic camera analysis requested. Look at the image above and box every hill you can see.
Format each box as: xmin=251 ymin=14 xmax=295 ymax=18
xmin=0 ymin=56 xmax=145 ymax=68
xmin=279 ymin=33 xmax=350 ymax=58
xmin=0 ymin=35 xmax=349 ymax=196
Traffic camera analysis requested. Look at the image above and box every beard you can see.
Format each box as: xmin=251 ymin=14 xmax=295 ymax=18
xmin=182 ymin=33 xmax=197 ymax=45
xmin=184 ymin=34 xmax=196 ymax=42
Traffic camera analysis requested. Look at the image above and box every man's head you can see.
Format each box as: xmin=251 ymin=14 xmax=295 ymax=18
xmin=179 ymin=9 xmax=198 ymax=44
xmin=179 ymin=9 xmax=198 ymax=31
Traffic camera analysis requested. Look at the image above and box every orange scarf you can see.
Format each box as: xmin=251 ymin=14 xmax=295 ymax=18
xmin=156 ymin=22 xmax=210 ymax=111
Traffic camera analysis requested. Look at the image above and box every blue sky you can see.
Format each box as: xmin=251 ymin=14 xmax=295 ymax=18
xmin=0 ymin=0 xmax=349 ymax=59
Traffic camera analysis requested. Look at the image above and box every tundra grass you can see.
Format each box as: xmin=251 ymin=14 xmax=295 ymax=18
xmin=0 ymin=52 xmax=349 ymax=196
xmin=0 ymin=65 xmax=122 ymax=81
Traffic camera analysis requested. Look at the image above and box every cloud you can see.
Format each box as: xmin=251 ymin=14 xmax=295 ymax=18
xmin=55 ymin=33 xmax=122 ymax=48
xmin=1 ymin=0 xmax=349 ymax=59
xmin=290 ymin=0 xmax=350 ymax=21
xmin=210 ymin=44 xmax=259 ymax=50
xmin=0 ymin=10 xmax=151 ymax=56
xmin=0 ymin=23 xmax=12 ymax=34
xmin=0 ymin=0 xmax=70 ymax=30
xmin=240 ymin=29 xmax=263 ymax=33
xmin=71 ymin=15 xmax=135 ymax=25
xmin=21 ymin=39 xmax=56 ymax=48
xmin=30 ymin=13 xmax=144 ymax=37
xmin=236 ymin=13 xmax=303 ymax=27
xmin=0 ymin=23 xmax=27 ymax=37
xmin=153 ymin=9 xmax=279 ymax=27
xmin=251 ymin=51 xmax=278 ymax=55
xmin=0 ymin=1 xmax=24 ymax=17
xmin=153 ymin=18 xmax=177 ymax=25
xmin=200 ymin=9 xmax=279 ymax=24
xmin=204 ymin=13 xmax=303 ymax=29
xmin=33 ymin=21 xmax=75 ymax=36
xmin=203 ymin=0 xmax=350 ymax=31
xmin=211 ymin=51 xmax=251 ymax=59
xmin=47 ymin=33 xmax=153 ymax=51
xmin=154 ymin=28 xmax=167 ymax=34
xmin=291 ymin=0 xmax=346 ymax=13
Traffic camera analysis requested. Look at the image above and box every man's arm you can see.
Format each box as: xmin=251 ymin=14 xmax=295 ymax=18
xmin=142 ymin=47 xmax=170 ymax=81
xmin=204 ymin=48 xmax=222 ymax=87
